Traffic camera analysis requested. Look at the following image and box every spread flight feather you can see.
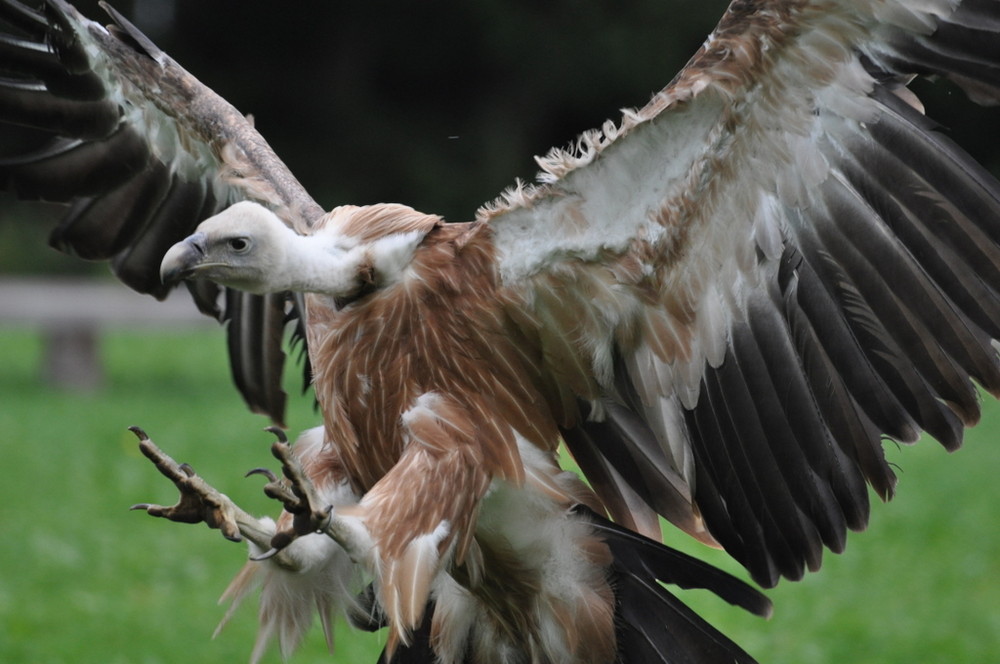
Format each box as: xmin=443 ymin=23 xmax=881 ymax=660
xmin=3 ymin=0 xmax=1000 ymax=662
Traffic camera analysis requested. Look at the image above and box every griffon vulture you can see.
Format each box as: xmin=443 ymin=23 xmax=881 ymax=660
xmin=2 ymin=0 xmax=999 ymax=662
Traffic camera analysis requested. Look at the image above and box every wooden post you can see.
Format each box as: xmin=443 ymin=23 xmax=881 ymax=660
xmin=41 ymin=325 xmax=104 ymax=391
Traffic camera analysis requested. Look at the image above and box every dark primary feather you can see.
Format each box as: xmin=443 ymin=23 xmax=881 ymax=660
xmin=832 ymin=159 xmax=985 ymax=425
xmin=0 ymin=0 xmax=45 ymax=36
xmin=0 ymin=31 xmax=104 ymax=99
xmin=564 ymin=396 xmax=695 ymax=537
xmin=0 ymin=3 xmax=114 ymax=133
xmin=1 ymin=127 xmax=147 ymax=200
xmin=110 ymin=176 xmax=219 ymax=297
xmin=225 ymin=291 xmax=290 ymax=426
xmin=701 ymin=313 xmax=834 ymax=581
xmin=0 ymin=75 xmax=116 ymax=134
xmin=808 ymin=188 xmax=967 ymax=448
xmin=560 ymin=423 xmax=665 ymax=539
xmin=684 ymin=15 xmax=1000 ymax=586
xmin=865 ymin=96 xmax=1000 ymax=318
xmin=51 ymin=159 xmax=172 ymax=260
xmin=776 ymin=250 xmax=896 ymax=501
xmin=4 ymin=0 xmax=90 ymax=75
xmin=878 ymin=0 xmax=1000 ymax=104
xmin=685 ymin=102 xmax=1000 ymax=585
xmin=0 ymin=0 xmax=316 ymax=422
xmin=577 ymin=506 xmax=766 ymax=664
xmin=576 ymin=506 xmax=772 ymax=618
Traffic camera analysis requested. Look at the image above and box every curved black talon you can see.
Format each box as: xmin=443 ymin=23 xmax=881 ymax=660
xmin=246 ymin=467 xmax=279 ymax=482
xmin=263 ymin=426 xmax=288 ymax=443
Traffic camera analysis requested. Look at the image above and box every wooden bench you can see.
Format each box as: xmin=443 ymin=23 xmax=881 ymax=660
xmin=0 ymin=277 xmax=214 ymax=390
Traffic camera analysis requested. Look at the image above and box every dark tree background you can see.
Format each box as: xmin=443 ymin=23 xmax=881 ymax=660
xmin=109 ymin=0 xmax=718 ymax=217
xmin=1 ymin=0 xmax=997 ymax=272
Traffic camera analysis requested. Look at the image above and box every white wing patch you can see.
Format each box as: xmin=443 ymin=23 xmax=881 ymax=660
xmin=489 ymin=95 xmax=726 ymax=285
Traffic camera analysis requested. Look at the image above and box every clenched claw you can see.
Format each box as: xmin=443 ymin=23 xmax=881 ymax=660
xmin=251 ymin=432 xmax=333 ymax=561
xmin=129 ymin=426 xmax=243 ymax=542
xmin=267 ymin=437 xmax=333 ymax=523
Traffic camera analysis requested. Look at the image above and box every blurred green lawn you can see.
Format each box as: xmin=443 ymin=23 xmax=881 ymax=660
xmin=1 ymin=328 xmax=998 ymax=663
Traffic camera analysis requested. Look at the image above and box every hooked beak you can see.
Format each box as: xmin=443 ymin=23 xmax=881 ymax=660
xmin=160 ymin=232 xmax=208 ymax=284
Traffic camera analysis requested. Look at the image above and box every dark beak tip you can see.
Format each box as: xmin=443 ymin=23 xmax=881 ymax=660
xmin=160 ymin=266 xmax=189 ymax=286
xmin=160 ymin=236 xmax=204 ymax=285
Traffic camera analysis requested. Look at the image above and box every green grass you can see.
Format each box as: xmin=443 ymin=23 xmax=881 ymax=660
xmin=1 ymin=328 xmax=998 ymax=663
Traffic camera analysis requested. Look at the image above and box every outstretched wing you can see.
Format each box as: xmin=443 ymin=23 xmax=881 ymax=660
xmin=0 ymin=0 xmax=320 ymax=423
xmin=483 ymin=0 xmax=1000 ymax=587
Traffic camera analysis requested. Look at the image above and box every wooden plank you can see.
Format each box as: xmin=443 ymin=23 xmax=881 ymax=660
xmin=0 ymin=278 xmax=214 ymax=327
xmin=1 ymin=278 xmax=217 ymax=390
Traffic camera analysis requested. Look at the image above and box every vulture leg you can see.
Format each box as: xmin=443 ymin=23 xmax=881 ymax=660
xmin=128 ymin=427 xmax=281 ymax=557
xmin=251 ymin=435 xmax=334 ymax=561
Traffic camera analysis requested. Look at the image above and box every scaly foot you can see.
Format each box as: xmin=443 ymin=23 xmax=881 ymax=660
xmin=250 ymin=427 xmax=333 ymax=560
xmin=129 ymin=426 xmax=273 ymax=548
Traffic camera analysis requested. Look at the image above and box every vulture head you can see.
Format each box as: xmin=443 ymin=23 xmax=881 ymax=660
xmin=160 ymin=201 xmax=440 ymax=299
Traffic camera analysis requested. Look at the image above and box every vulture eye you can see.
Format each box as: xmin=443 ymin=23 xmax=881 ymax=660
xmin=228 ymin=237 xmax=251 ymax=253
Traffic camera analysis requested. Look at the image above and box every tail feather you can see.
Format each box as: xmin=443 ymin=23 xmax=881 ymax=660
xmin=577 ymin=505 xmax=768 ymax=664
xmin=378 ymin=507 xmax=768 ymax=664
